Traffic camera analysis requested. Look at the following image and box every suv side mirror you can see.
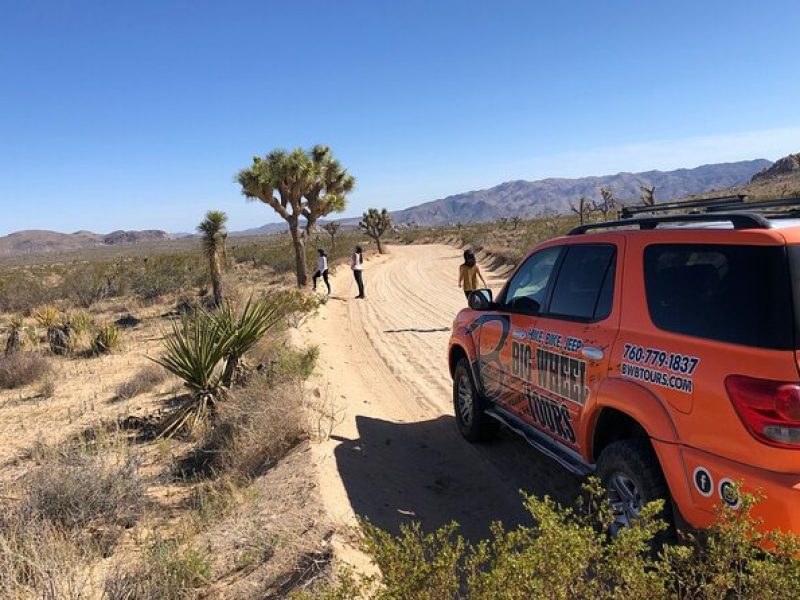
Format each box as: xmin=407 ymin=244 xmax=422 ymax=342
xmin=468 ymin=289 xmax=494 ymax=311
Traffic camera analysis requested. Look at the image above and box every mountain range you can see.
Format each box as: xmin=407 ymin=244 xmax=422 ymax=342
xmin=3 ymin=154 xmax=799 ymax=257
xmin=0 ymin=229 xmax=171 ymax=258
xmin=384 ymin=159 xmax=771 ymax=226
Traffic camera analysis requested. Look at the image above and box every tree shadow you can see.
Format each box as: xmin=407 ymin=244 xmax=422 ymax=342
xmin=333 ymin=414 xmax=583 ymax=542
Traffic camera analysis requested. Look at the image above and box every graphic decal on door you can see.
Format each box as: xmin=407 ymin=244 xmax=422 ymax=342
xmin=512 ymin=339 xmax=589 ymax=405
xmin=468 ymin=314 xmax=511 ymax=399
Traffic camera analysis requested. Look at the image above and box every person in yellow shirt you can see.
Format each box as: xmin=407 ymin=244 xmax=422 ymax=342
xmin=458 ymin=249 xmax=487 ymax=301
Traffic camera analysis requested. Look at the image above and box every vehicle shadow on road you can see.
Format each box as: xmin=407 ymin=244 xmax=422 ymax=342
xmin=332 ymin=414 xmax=583 ymax=542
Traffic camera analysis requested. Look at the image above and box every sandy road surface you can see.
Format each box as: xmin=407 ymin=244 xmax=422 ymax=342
xmin=297 ymin=244 xmax=581 ymax=550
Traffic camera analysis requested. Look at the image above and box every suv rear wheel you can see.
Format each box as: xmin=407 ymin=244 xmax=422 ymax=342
xmin=453 ymin=358 xmax=493 ymax=442
xmin=596 ymin=438 xmax=673 ymax=536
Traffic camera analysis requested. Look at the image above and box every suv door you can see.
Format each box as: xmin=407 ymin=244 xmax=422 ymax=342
xmin=525 ymin=241 xmax=622 ymax=451
xmin=477 ymin=246 xmax=561 ymax=415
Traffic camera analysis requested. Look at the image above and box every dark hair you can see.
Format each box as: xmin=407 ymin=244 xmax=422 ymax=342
xmin=463 ymin=250 xmax=476 ymax=268
xmin=355 ymin=245 xmax=363 ymax=257
xmin=318 ymin=248 xmax=326 ymax=257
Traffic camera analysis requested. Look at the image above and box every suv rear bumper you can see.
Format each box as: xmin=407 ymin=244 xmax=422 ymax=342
xmin=655 ymin=440 xmax=800 ymax=534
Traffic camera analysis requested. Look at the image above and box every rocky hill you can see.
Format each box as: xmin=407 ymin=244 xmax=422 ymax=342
xmin=386 ymin=159 xmax=770 ymax=226
xmin=750 ymin=153 xmax=800 ymax=183
xmin=0 ymin=229 xmax=171 ymax=257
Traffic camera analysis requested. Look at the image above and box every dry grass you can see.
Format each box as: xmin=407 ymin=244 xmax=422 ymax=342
xmin=0 ymin=352 xmax=51 ymax=390
xmin=0 ymin=508 xmax=94 ymax=600
xmin=182 ymin=377 xmax=307 ymax=479
xmin=104 ymin=535 xmax=212 ymax=600
xmin=116 ymin=364 xmax=167 ymax=400
xmin=21 ymin=451 xmax=145 ymax=540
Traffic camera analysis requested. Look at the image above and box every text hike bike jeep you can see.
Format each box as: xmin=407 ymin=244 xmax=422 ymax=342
xmin=448 ymin=196 xmax=800 ymax=533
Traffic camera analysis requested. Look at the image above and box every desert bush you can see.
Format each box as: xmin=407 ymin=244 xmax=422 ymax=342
xmin=22 ymin=452 xmax=145 ymax=536
xmin=300 ymin=483 xmax=800 ymax=600
xmin=0 ymin=271 xmax=59 ymax=314
xmin=0 ymin=352 xmax=51 ymax=389
xmin=37 ymin=375 xmax=56 ymax=399
xmin=154 ymin=292 xmax=318 ymax=438
xmin=187 ymin=378 xmax=306 ymax=479
xmin=65 ymin=309 xmax=93 ymax=337
xmin=0 ymin=507 xmax=94 ymax=600
xmin=270 ymin=346 xmax=320 ymax=383
xmin=116 ymin=365 xmax=167 ymax=399
xmin=62 ymin=261 xmax=118 ymax=307
xmin=104 ymin=535 xmax=211 ymax=600
xmin=92 ymin=322 xmax=122 ymax=354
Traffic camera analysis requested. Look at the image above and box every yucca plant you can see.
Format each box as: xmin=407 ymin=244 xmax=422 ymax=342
xmin=66 ymin=310 xmax=93 ymax=338
xmin=34 ymin=305 xmax=73 ymax=355
xmin=34 ymin=305 xmax=60 ymax=328
xmin=4 ymin=314 xmax=26 ymax=356
xmin=214 ymin=296 xmax=293 ymax=388
xmin=197 ymin=210 xmax=228 ymax=308
xmin=152 ymin=313 xmax=234 ymax=438
xmin=92 ymin=323 xmax=122 ymax=355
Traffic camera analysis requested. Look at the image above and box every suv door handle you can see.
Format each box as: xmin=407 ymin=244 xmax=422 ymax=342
xmin=580 ymin=346 xmax=604 ymax=361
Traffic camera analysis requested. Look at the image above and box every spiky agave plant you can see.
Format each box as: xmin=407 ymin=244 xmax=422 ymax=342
xmin=152 ymin=313 xmax=234 ymax=438
xmin=213 ymin=295 xmax=293 ymax=388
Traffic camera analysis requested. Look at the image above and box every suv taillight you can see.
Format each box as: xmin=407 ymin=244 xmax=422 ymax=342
xmin=726 ymin=375 xmax=800 ymax=448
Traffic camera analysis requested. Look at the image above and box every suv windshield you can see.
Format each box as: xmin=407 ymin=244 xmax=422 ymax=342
xmin=644 ymin=244 xmax=796 ymax=350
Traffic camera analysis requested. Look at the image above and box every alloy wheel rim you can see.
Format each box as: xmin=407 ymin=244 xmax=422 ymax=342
xmin=456 ymin=372 xmax=474 ymax=426
xmin=607 ymin=472 xmax=644 ymax=532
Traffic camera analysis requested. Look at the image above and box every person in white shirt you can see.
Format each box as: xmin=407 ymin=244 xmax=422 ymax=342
xmin=350 ymin=245 xmax=365 ymax=299
xmin=312 ymin=249 xmax=331 ymax=294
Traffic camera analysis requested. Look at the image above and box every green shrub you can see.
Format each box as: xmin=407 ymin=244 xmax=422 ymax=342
xmin=300 ymin=482 xmax=800 ymax=600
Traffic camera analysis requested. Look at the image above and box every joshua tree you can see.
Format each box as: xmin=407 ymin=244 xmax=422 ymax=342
xmin=570 ymin=197 xmax=593 ymax=225
xmin=323 ymin=221 xmax=341 ymax=250
xmin=359 ymin=208 xmax=392 ymax=254
xmin=511 ymin=216 xmax=522 ymax=230
xmin=593 ymin=187 xmax=617 ymax=220
xmin=640 ymin=184 xmax=656 ymax=206
xmin=197 ymin=210 xmax=228 ymax=307
xmin=499 ymin=217 xmax=509 ymax=228
xmin=237 ymin=145 xmax=355 ymax=287
xmin=4 ymin=314 xmax=24 ymax=356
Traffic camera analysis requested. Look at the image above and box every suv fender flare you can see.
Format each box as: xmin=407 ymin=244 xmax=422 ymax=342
xmin=584 ymin=377 xmax=694 ymax=521
xmin=584 ymin=377 xmax=681 ymax=447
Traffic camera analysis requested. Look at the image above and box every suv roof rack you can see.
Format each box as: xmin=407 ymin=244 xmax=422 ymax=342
xmin=568 ymin=196 xmax=800 ymax=236
xmin=568 ymin=212 xmax=771 ymax=236
xmin=619 ymin=194 xmax=747 ymax=219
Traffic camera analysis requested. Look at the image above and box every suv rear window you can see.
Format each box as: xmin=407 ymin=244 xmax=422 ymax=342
xmin=644 ymin=244 xmax=795 ymax=350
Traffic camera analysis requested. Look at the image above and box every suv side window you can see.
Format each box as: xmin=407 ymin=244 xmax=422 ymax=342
xmin=547 ymin=244 xmax=616 ymax=321
xmin=503 ymin=246 xmax=561 ymax=314
xmin=644 ymin=244 xmax=794 ymax=350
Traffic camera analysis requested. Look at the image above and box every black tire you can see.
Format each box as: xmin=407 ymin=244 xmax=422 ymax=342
xmin=596 ymin=438 xmax=674 ymax=537
xmin=453 ymin=358 xmax=494 ymax=442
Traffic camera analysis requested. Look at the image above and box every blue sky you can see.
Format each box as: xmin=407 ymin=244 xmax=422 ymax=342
xmin=1 ymin=0 xmax=799 ymax=235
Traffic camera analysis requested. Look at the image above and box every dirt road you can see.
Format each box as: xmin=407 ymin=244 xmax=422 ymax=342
xmin=297 ymin=244 xmax=581 ymax=550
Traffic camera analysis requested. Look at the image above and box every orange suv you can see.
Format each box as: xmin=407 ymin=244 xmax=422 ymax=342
xmin=448 ymin=196 xmax=800 ymax=534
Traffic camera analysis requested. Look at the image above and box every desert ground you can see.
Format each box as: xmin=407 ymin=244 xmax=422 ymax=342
xmin=298 ymin=244 xmax=581 ymax=559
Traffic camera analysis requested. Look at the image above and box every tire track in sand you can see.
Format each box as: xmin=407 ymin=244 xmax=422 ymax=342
xmin=297 ymin=244 xmax=581 ymax=555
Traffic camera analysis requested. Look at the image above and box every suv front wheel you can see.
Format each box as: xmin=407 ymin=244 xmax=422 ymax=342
xmin=453 ymin=358 xmax=494 ymax=442
xmin=596 ymin=438 xmax=673 ymax=536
